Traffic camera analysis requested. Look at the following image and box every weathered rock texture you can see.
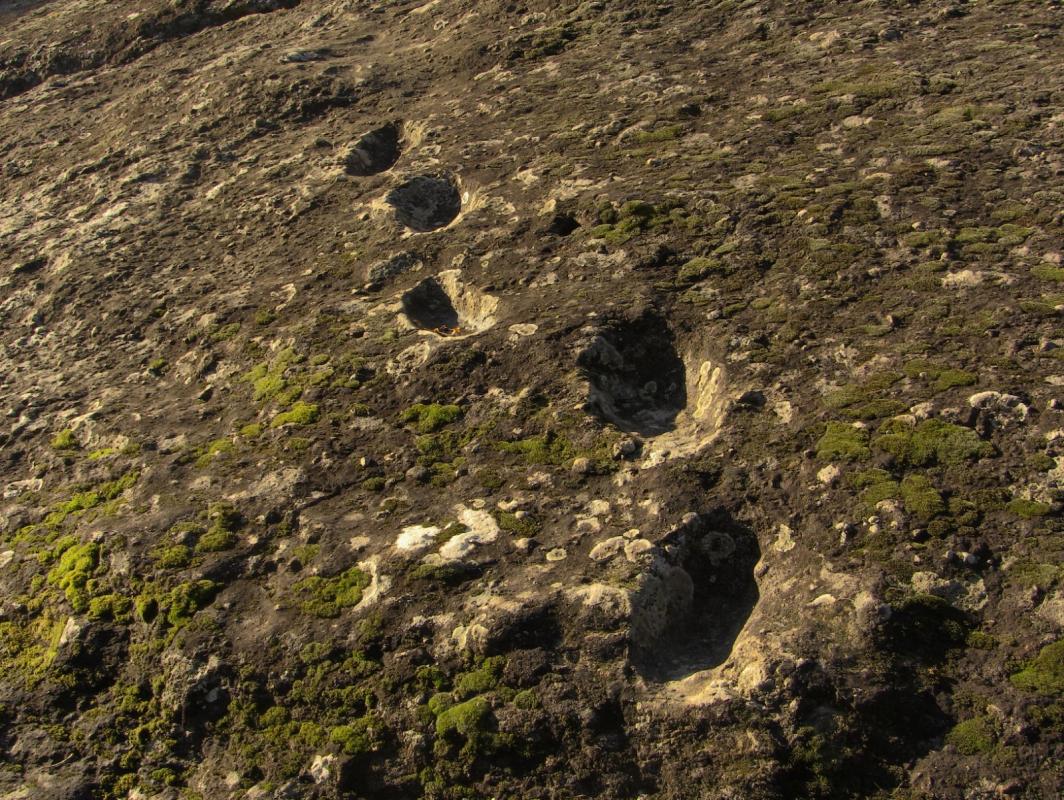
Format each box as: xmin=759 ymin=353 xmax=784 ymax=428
xmin=1 ymin=0 xmax=1062 ymax=798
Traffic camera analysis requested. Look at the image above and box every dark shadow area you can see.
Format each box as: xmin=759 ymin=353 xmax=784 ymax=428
xmin=577 ymin=312 xmax=686 ymax=436
xmin=401 ymin=277 xmax=458 ymax=331
xmin=386 ymin=174 xmax=461 ymax=232
xmin=345 ymin=122 xmax=402 ymax=176
xmin=631 ymin=510 xmax=760 ymax=682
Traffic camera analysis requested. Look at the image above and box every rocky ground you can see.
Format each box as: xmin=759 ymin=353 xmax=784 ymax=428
xmin=1 ymin=0 xmax=1063 ymax=798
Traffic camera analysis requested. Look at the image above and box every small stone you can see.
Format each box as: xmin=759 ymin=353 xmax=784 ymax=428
xmin=546 ymin=547 xmax=567 ymax=562
xmin=570 ymin=457 xmax=591 ymax=475
xmin=817 ymin=465 xmax=841 ymax=486
xmin=405 ymin=465 xmax=430 ymax=483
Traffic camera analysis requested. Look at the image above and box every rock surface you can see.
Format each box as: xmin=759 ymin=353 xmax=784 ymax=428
xmin=0 ymin=0 xmax=1062 ymax=798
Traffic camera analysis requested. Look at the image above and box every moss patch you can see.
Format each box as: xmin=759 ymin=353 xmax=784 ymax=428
xmin=401 ymin=403 xmax=463 ymax=434
xmin=295 ymin=566 xmax=370 ymax=617
xmin=1010 ymin=640 xmax=1064 ymax=696
xmin=946 ymin=717 xmax=994 ymax=755
xmin=873 ymin=418 xmax=992 ymax=467
xmin=816 ymin=423 xmax=870 ymax=461
xmin=271 ymin=401 xmax=319 ymax=428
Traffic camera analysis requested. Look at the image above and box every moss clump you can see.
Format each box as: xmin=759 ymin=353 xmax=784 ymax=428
xmin=497 ymin=431 xmax=577 ymax=465
xmin=816 ymin=423 xmax=870 ymax=461
xmin=512 ymin=689 xmax=539 ymax=710
xmin=195 ymin=438 xmax=234 ymax=467
xmin=1006 ymin=498 xmax=1052 ymax=519
xmin=360 ymin=477 xmax=387 ymax=492
xmin=1032 ymin=264 xmax=1064 ymax=282
xmin=244 ymin=348 xmax=300 ymax=402
xmin=47 ymin=541 xmax=100 ymax=612
xmin=196 ymin=528 xmax=236 ymax=553
xmin=852 ymin=468 xmax=900 ymax=509
xmin=454 ymin=656 xmax=505 ymax=700
xmin=873 ymin=418 xmax=992 ymax=467
xmin=166 ymin=580 xmax=222 ymax=628
xmin=1010 ymin=640 xmax=1064 ymax=695
xmin=826 ymin=372 xmax=902 ymax=415
xmin=295 ymin=566 xmax=370 ymax=617
xmin=409 ymin=561 xmax=477 ymax=584
xmin=88 ymin=593 xmax=133 ymax=622
xmin=903 ymin=360 xmax=976 ymax=392
xmin=589 ymin=199 xmax=694 ymax=245
xmin=271 ymin=401 xmax=319 ymax=428
xmin=239 ymin=423 xmax=263 ymax=438
xmin=153 ymin=545 xmax=192 ymax=569
xmin=51 ymin=429 xmax=79 ymax=450
xmin=632 ymin=124 xmax=684 ymax=144
xmin=678 ymin=256 xmax=724 ymax=282
xmin=401 ymin=403 xmax=463 ymax=434
xmin=946 ymin=717 xmax=994 ymax=755
xmin=494 ymin=511 xmax=541 ymax=536
xmin=435 ymin=696 xmax=492 ymax=750
xmin=329 ymin=717 xmax=377 ymax=755
xmin=900 ymin=474 xmax=945 ymax=520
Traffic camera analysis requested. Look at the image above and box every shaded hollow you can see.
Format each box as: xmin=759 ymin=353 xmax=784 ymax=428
xmin=630 ymin=511 xmax=760 ymax=682
xmin=578 ymin=313 xmax=686 ymax=436
xmin=386 ymin=174 xmax=461 ymax=232
xmin=345 ymin=122 xmax=402 ymax=176
xmin=400 ymin=270 xmax=498 ymax=336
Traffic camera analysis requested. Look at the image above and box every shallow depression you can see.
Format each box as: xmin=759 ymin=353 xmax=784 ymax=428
xmin=400 ymin=270 xmax=497 ymax=336
xmin=578 ymin=313 xmax=687 ymax=436
xmin=345 ymin=122 xmax=402 ymax=176
xmin=386 ymin=173 xmax=461 ymax=232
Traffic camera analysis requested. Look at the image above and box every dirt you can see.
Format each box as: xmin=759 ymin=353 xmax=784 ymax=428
xmin=0 ymin=1 xmax=1062 ymax=799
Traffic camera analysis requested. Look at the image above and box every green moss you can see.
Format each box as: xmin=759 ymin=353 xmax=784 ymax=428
xmin=147 ymin=358 xmax=167 ymax=376
xmin=401 ymin=403 xmax=463 ymax=434
xmin=512 ymin=689 xmax=539 ymax=710
xmin=1033 ymin=264 xmax=1064 ymax=282
xmin=494 ymin=512 xmax=541 ymax=536
xmin=826 ymin=372 xmax=902 ymax=412
xmin=454 ymin=656 xmax=505 ymax=699
xmin=853 ymin=468 xmax=901 ymax=509
xmin=900 ymin=474 xmax=945 ymax=520
xmin=134 ymin=594 xmax=158 ymax=623
xmin=632 ymin=124 xmax=684 ymax=144
xmin=933 ymin=369 xmax=977 ymax=391
xmin=589 ymin=199 xmax=693 ymax=245
xmin=497 ymin=431 xmax=577 ymax=465
xmin=295 ymin=566 xmax=370 ymax=617
xmin=153 ymin=545 xmax=192 ymax=569
xmin=816 ymin=423 xmax=870 ymax=461
xmin=361 ymin=477 xmax=387 ymax=492
xmin=435 ymin=696 xmax=492 ymax=747
xmin=239 ymin=423 xmax=263 ymax=438
xmin=195 ymin=438 xmax=234 ymax=468
xmin=1007 ymin=498 xmax=1052 ymax=518
xmin=51 ymin=429 xmax=78 ymax=450
xmin=678 ymin=256 xmax=724 ymax=282
xmin=903 ymin=360 xmax=976 ymax=392
xmin=946 ymin=717 xmax=995 ymax=755
xmin=196 ymin=528 xmax=236 ymax=553
xmin=329 ymin=717 xmax=377 ymax=755
xmin=47 ymin=541 xmax=100 ymax=612
xmin=244 ymin=348 xmax=300 ymax=402
xmin=87 ymin=447 xmax=120 ymax=460
xmin=1010 ymin=640 xmax=1064 ymax=695
xmin=88 ymin=593 xmax=133 ymax=622
xmin=165 ymin=580 xmax=222 ymax=628
xmin=873 ymin=418 xmax=992 ymax=467
xmin=271 ymin=401 xmax=319 ymax=428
